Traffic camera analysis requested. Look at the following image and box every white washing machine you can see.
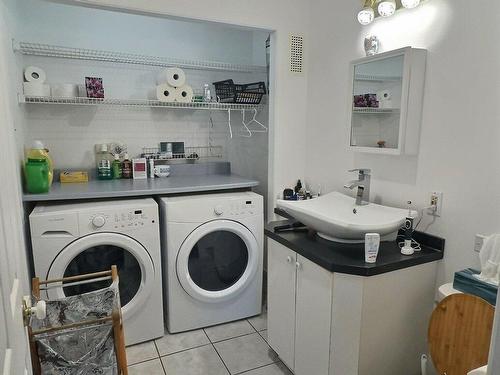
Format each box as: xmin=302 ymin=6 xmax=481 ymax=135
xmin=159 ymin=192 xmax=263 ymax=333
xmin=29 ymin=198 xmax=164 ymax=345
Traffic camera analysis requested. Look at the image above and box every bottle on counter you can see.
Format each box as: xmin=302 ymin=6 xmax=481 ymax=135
xmin=96 ymin=144 xmax=112 ymax=180
xmin=203 ymin=84 xmax=212 ymax=102
xmin=122 ymin=153 xmax=132 ymax=179
xmin=112 ymin=154 xmax=122 ymax=179
xmin=25 ymin=158 xmax=49 ymax=193
xmin=26 ymin=140 xmax=53 ymax=186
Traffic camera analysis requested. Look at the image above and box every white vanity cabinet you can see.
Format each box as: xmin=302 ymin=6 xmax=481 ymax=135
xmin=267 ymin=239 xmax=333 ymax=374
xmin=348 ymin=47 xmax=427 ymax=155
xmin=267 ymin=238 xmax=438 ymax=375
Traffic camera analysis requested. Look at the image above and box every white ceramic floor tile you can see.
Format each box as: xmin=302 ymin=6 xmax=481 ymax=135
xmin=248 ymin=312 xmax=267 ymax=332
xmin=155 ymin=329 xmax=210 ymax=356
xmin=161 ymin=345 xmax=229 ymax=375
xmin=239 ymin=362 xmax=292 ymax=375
xmin=258 ymin=330 xmax=268 ymax=342
xmin=205 ymin=320 xmax=256 ymax=342
xmin=128 ymin=358 xmax=165 ymax=375
xmin=214 ymin=332 xmax=278 ymax=374
xmin=126 ymin=340 xmax=159 ymax=365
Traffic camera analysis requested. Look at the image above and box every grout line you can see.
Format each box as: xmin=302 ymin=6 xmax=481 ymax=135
xmin=211 ymin=342 xmax=232 ymax=375
xmin=210 ymin=331 xmax=260 ymax=345
xmin=127 ymin=357 xmax=161 ymax=367
xmin=246 ymin=319 xmax=259 ymax=333
xmin=233 ymin=361 xmax=282 ymax=375
xmin=158 ymin=342 xmax=212 ymax=358
xmin=153 ymin=341 xmax=168 ymax=375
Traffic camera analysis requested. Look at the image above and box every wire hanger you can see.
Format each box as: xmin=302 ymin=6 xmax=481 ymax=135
xmin=240 ymin=110 xmax=252 ymax=137
xmin=245 ymin=108 xmax=268 ymax=132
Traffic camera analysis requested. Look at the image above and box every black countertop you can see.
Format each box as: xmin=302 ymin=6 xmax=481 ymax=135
xmin=265 ymin=219 xmax=445 ymax=277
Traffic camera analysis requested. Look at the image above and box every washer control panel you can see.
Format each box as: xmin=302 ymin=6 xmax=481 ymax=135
xmin=84 ymin=208 xmax=153 ymax=232
xmin=226 ymin=199 xmax=257 ymax=218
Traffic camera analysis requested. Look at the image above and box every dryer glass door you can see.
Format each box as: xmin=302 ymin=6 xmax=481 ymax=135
xmin=177 ymin=220 xmax=260 ymax=303
xmin=46 ymin=232 xmax=154 ymax=321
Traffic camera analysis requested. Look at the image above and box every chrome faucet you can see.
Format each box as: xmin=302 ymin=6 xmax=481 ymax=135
xmin=344 ymin=169 xmax=371 ymax=205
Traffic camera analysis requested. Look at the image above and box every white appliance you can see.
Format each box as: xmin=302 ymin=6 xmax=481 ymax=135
xmin=160 ymin=192 xmax=263 ymax=333
xmin=29 ymin=198 xmax=164 ymax=345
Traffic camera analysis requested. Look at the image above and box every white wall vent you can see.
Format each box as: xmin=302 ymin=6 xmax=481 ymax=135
xmin=289 ymin=34 xmax=304 ymax=74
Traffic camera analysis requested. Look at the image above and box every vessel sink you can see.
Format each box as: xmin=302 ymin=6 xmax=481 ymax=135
xmin=277 ymin=191 xmax=414 ymax=243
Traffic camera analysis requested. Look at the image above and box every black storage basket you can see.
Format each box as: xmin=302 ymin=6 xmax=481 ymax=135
xmin=213 ymin=79 xmax=266 ymax=104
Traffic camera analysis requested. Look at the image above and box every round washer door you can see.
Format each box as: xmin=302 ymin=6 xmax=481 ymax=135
xmin=177 ymin=220 xmax=259 ymax=303
xmin=46 ymin=232 xmax=155 ymax=321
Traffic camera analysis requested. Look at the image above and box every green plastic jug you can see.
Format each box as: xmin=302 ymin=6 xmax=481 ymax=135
xmin=25 ymin=158 xmax=49 ymax=193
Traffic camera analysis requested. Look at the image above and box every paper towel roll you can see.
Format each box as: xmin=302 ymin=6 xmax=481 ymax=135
xmin=150 ymin=83 xmax=178 ymax=102
xmin=24 ymin=66 xmax=46 ymax=83
xmin=23 ymin=82 xmax=50 ymax=96
xmin=157 ymin=67 xmax=186 ymax=87
xmin=175 ymin=85 xmax=193 ymax=103
xmin=51 ymin=83 xmax=78 ymax=98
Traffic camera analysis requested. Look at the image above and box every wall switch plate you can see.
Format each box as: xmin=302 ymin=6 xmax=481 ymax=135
xmin=428 ymin=191 xmax=443 ymax=216
xmin=474 ymin=234 xmax=487 ymax=252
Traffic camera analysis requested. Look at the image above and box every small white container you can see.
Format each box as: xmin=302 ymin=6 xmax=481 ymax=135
xmin=365 ymin=233 xmax=380 ymax=263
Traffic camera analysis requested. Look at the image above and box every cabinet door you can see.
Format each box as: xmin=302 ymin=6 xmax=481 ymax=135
xmin=267 ymin=239 xmax=297 ymax=371
xmin=294 ymin=255 xmax=333 ymax=375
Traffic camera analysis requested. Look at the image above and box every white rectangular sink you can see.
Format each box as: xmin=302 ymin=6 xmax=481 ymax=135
xmin=277 ymin=191 xmax=414 ymax=243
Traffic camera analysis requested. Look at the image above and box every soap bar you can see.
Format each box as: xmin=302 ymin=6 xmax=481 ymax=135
xmin=60 ymin=171 xmax=89 ymax=183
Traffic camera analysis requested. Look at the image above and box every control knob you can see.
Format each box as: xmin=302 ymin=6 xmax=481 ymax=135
xmin=214 ymin=205 xmax=224 ymax=216
xmin=92 ymin=215 xmax=106 ymax=228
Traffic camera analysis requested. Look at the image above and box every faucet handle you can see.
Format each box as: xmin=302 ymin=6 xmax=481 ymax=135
xmin=348 ymin=168 xmax=371 ymax=175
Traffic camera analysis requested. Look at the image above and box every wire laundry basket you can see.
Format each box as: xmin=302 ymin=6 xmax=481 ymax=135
xmin=27 ymin=266 xmax=128 ymax=375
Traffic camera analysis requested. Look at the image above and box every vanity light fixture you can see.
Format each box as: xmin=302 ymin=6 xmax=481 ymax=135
xmin=401 ymin=0 xmax=421 ymax=8
xmin=357 ymin=0 xmax=376 ymax=25
xmin=377 ymin=0 xmax=397 ymax=17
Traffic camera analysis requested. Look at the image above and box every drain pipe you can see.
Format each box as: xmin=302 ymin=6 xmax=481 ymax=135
xmin=421 ymin=354 xmax=428 ymax=375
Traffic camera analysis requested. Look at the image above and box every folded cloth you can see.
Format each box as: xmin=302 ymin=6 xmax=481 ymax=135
xmin=476 ymin=234 xmax=500 ymax=286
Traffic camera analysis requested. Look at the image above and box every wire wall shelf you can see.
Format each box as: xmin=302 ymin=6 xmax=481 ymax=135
xmin=19 ymin=95 xmax=262 ymax=111
xmin=352 ymin=107 xmax=400 ymax=114
xmin=13 ymin=41 xmax=267 ymax=73
xmin=142 ymin=145 xmax=223 ymax=161
xmin=354 ymin=74 xmax=402 ymax=82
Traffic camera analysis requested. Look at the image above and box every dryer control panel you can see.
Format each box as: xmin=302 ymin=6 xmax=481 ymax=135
xmin=80 ymin=207 xmax=157 ymax=233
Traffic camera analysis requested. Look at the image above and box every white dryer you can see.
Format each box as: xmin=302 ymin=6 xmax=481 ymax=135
xmin=29 ymin=198 xmax=164 ymax=345
xmin=159 ymin=192 xmax=263 ymax=333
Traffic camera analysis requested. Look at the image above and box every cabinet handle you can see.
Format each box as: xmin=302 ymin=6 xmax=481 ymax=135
xmin=295 ymin=261 xmax=301 ymax=270
xmin=286 ymin=256 xmax=292 ymax=263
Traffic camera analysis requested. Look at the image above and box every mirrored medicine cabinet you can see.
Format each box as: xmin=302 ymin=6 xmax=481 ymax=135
xmin=347 ymin=47 xmax=427 ymax=155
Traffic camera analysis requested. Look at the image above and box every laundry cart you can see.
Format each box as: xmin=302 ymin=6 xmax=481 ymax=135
xmin=25 ymin=266 xmax=128 ymax=375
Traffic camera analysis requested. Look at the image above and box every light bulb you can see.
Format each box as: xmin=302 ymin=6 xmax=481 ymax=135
xmin=378 ymin=0 xmax=396 ymax=17
xmin=401 ymin=0 xmax=420 ymax=8
xmin=358 ymin=7 xmax=375 ymax=25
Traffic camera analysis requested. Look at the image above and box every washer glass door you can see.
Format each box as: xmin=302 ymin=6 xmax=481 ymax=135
xmin=47 ymin=232 xmax=154 ymax=320
xmin=177 ymin=220 xmax=260 ymax=303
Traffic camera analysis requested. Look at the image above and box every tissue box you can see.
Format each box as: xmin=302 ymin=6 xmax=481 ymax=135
xmin=60 ymin=171 xmax=89 ymax=183
xmin=453 ymin=268 xmax=497 ymax=306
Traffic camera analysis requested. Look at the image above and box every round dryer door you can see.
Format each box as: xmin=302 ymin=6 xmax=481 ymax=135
xmin=177 ymin=220 xmax=260 ymax=303
xmin=46 ymin=232 xmax=155 ymax=321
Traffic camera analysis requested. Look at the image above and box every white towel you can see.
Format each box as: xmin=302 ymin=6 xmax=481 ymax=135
xmin=476 ymin=234 xmax=500 ymax=286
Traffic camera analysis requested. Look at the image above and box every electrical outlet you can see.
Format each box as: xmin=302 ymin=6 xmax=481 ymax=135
xmin=474 ymin=234 xmax=487 ymax=252
xmin=428 ymin=191 xmax=443 ymax=216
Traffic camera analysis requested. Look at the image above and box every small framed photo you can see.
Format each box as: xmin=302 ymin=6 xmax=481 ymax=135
xmin=85 ymin=77 xmax=104 ymax=99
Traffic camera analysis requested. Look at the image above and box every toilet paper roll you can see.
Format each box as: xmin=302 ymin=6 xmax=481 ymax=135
xmin=157 ymin=67 xmax=186 ymax=87
xmin=175 ymin=85 xmax=193 ymax=103
xmin=24 ymin=66 xmax=46 ymax=83
xmin=23 ymin=82 xmax=50 ymax=97
xmin=51 ymin=83 xmax=78 ymax=98
xmin=150 ymin=83 xmax=178 ymax=102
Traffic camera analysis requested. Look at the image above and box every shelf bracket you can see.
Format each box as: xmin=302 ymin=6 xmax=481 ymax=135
xmin=227 ymin=110 xmax=233 ymax=139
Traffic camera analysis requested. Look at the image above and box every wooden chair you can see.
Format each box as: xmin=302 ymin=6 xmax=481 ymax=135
xmin=28 ymin=265 xmax=128 ymax=375
xmin=428 ymin=294 xmax=495 ymax=375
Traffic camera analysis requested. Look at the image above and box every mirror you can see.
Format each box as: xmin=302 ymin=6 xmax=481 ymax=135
xmin=350 ymin=53 xmax=404 ymax=151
